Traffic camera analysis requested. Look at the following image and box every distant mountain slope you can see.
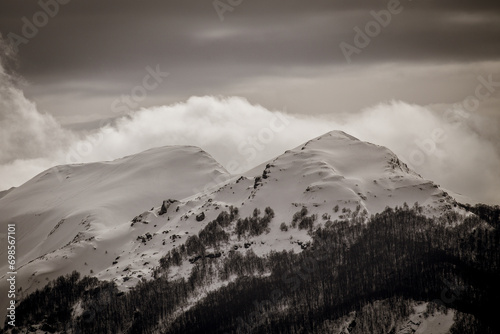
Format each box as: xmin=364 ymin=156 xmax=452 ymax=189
xmin=0 ymin=187 xmax=14 ymax=200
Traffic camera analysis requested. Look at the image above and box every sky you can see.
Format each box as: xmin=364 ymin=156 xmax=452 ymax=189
xmin=0 ymin=0 xmax=499 ymax=204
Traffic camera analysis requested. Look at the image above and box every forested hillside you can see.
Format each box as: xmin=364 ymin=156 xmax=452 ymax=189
xmin=4 ymin=203 xmax=499 ymax=334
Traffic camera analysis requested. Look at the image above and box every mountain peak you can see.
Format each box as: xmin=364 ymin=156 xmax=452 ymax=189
xmin=319 ymin=130 xmax=360 ymax=141
xmin=299 ymin=130 xmax=360 ymax=150
xmin=242 ymin=129 xmax=452 ymax=218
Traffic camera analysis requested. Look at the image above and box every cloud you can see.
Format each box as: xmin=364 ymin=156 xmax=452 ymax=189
xmin=0 ymin=85 xmax=73 ymax=164
xmin=0 ymin=71 xmax=499 ymax=205
xmin=341 ymin=101 xmax=500 ymax=205
xmin=62 ymin=96 xmax=331 ymax=174
xmin=0 ymin=37 xmax=73 ymax=189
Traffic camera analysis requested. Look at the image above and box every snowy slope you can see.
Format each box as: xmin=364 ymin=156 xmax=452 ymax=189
xmin=0 ymin=146 xmax=229 ymax=320
xmin=0 ymin=187 xmax=14 ymax=200
xmin=0 ymin=131 xmax=462 ymax=324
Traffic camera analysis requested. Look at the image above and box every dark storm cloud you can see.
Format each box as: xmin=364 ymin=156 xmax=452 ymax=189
xmin=1 ymin=0 xmax=500 ymax=82
xmin=0 ymin=0 xmax=497 ymax=126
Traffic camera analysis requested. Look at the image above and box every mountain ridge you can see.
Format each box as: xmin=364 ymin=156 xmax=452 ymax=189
xmin=0 ymin=130 xmax=464 ymax=325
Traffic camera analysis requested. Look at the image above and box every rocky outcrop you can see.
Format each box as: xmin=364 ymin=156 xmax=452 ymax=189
xmin=159 ymin=199 xmax=178 ymax=215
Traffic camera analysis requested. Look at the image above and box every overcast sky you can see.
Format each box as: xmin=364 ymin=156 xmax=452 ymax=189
xmin=0 ymin=0 xmax=499 ymax=204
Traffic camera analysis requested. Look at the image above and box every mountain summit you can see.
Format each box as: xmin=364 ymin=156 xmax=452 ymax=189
xmin=239 ymin=130 xmax=454 ymax=220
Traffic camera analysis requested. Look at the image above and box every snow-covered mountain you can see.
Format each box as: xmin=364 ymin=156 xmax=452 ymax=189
xmin=0 ymin=130 xmax=460 ymax=322
xmin=242 ymin=130 xmax=454 ymax=216
xmin=0 ymin=145 xmax=229 ymax=320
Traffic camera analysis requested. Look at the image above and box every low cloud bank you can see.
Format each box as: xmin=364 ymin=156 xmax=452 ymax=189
xmin=0 ymin=50 xmax=498 ymax=204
